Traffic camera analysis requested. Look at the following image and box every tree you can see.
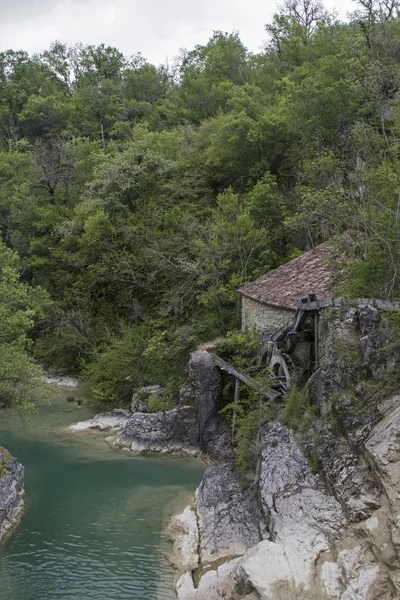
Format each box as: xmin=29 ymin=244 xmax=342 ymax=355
xmin=265 ymin=0 xmax=332 ymax=68
xmin=282 ymin=0 xmax=330 ymax=37
xmin=0 ymin=241 xmax=52 ymax=415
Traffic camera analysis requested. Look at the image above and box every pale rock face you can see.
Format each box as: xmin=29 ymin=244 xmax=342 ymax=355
xmin=314 ymin=433 xmax=381 ymax=521
xmin=365 ymin=398 xmax=400 ymax=510
xmin=169 ymin=506 xmax=199 ymax=572
xmin=361 ymin=507 xmax=398 ymax=567
xmin=336 ymin=544 xmax=395 ymax=600
xmin=260 ymin=422 xmax=344 ymax=592
xmin=320 ymin=561 xmax=342 ymax=599
xmin=176 ymin=558 xmax=241 ymax=600
xmin=70 ymin=409 xmax=130 ymax=431
xmin=237 ymin=541 xmax=294 ymax=599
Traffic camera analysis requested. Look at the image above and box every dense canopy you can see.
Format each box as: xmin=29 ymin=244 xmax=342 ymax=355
xmin=1 ymin=0 xmax=400 ymax=407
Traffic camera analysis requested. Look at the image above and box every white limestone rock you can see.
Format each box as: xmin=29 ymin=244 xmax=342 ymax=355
xmin=169 ymin=506 xmax=199 ymax=572
xmin=320 ymin=561 xmax=342 ymax=599
xmin=337 ymin=544 xmax=395 ymax=600
xmin=260 ymin=422 xmax=344 ymax=593
xmin=237 ymin=540 xmax=294 ymax=599
xmin=70 ymin=409 xmax=130 ymax=432
xmin=45 ymin=375 xmax=79 ymax=387
xmin=176 ymin=558 xmax=241 ymax=600
xmin=365 ymin=397 xmax=400 ymax=508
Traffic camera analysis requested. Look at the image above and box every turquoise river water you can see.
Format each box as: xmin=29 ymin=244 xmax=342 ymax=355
xmin=0 ymin=389 xmax=205 ymax=600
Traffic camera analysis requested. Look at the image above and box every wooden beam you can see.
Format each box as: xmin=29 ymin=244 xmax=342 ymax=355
xmin=232 ymin=378 xmax=240 ymax=442
xmin=209 ymin=353 xmax=280 ymax=399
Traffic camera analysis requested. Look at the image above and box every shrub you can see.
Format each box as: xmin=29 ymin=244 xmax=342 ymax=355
xmin=215 ymin=329 xmax=259 ymax=370
xmin=147 ymin=395 xmax=175 ymax=413
xmin=283 ymin=385 xmax=318 ymax=433
xmin=220 ymin=368 xmax=275 ymax=479
xmin=332 ymin=337 xmax=362 ymax=366
xmin=66 ymin=395 xmax=75 ymax=403
xmin=0 ymin=447 xmax=11 ymax=478
xmin=303 ymin=436 xmax=321 ymax=474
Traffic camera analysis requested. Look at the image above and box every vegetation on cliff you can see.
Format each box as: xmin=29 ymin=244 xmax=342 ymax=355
xmin=1 ymin=0 xmax=400 ymax=408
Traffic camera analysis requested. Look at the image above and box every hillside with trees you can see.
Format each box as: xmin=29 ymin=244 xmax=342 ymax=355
xmin=1 ymin=0 xmax=399 ymax=408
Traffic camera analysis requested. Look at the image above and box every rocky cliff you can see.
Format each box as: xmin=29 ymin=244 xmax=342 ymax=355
xmin=0 ymin=447 xmax=24 ymax=543
xmin=170 ymin=304 xmax=400 ymax=599
xmin=71 ymin=350 xmax=230 ymax=458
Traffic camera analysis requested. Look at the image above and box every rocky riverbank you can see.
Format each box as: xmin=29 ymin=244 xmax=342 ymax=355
xmin=0 ymin=447 xmax=24 ymax=543
xmin=168 ymin=305 xmax=400 ymax=599
xmin=70 ymin=351 xmax=231 ymax=459
xmin=68 ymin=304 xmax=400 ymax=598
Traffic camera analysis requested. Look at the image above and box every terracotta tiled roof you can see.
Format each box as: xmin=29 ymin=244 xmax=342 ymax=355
xmin=239 ymin=243 xmax=341 ymax=310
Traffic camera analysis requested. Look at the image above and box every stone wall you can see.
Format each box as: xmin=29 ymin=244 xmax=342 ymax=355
xmin=241 ymin=295 xmax=294 ymax=333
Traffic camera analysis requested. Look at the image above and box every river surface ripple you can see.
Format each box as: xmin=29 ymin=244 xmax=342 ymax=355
xmin=0 ymin=389 xmax=205 ymax=600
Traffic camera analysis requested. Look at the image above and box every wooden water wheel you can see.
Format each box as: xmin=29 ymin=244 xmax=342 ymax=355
xmin=268 ymin=351 xmax=294 ymax=395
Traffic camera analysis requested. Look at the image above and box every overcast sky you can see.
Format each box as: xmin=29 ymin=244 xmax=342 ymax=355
xmin=0 ymin=0 xmax=355 ymax=65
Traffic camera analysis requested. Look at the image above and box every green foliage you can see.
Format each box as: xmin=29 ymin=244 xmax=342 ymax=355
xmin=303 ymin=436 xmax=321 ymax=475
xmin=283 ymin=385 xmax=319 ymax=433
xmin=83 ymin=326 xmax=150 ymax=408
xmin=332 ymin=336 xmax=363 ymax=366
xmin=0 ymin=447 xmax=11 ymax=478
xmin=0 ymin=241 xmax=53 ymax=416
xmin=147 ymin=395 xmax=175 ymax=413
xmin=214 ymin=329 xmax=259 ymax=370
xmin=2 ymin=15 xmax=400 ymax=410
xmin=220 ymin=361 xmax=275 ymax=477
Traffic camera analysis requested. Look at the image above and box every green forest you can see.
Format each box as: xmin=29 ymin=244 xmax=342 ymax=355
xmin=1 ymin=0 xmax=400 ymax=410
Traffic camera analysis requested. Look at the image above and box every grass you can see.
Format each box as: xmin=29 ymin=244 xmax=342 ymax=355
xmin=282 ymin=385 xmax=319 ymax=434
xmin=0 ymin=447 xmax=11 ymax=478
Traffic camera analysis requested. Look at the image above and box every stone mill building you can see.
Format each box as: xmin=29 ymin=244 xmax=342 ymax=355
xmin=239 ymin=242 xmax=341 ymax=334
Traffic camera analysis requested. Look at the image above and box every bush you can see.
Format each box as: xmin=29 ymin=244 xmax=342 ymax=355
xmin=0 ymin=447 xmax=11 ymax=478
xmin=283 ymin=385 xmax=318 ymax=433
xmin=66 ymin=395 xmax=75 ymax=403
xmin=147 ymin=395 xmax=175 ymax=413
xmin=83 ymin=325 xmax=150 ymax=409
xmin=215 ymin=329 xmax=259 ymax=370
xmin=220 ymin=368 xmax=275 ymax=479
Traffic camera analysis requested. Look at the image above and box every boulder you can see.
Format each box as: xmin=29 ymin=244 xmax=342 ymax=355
xmin=115 ymin=406 xmax=199 ymax=454
xmin=0 ymin=447 xmax=24 ymax=543
xmin=70 ymin=409 xmax=130 ymax=431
